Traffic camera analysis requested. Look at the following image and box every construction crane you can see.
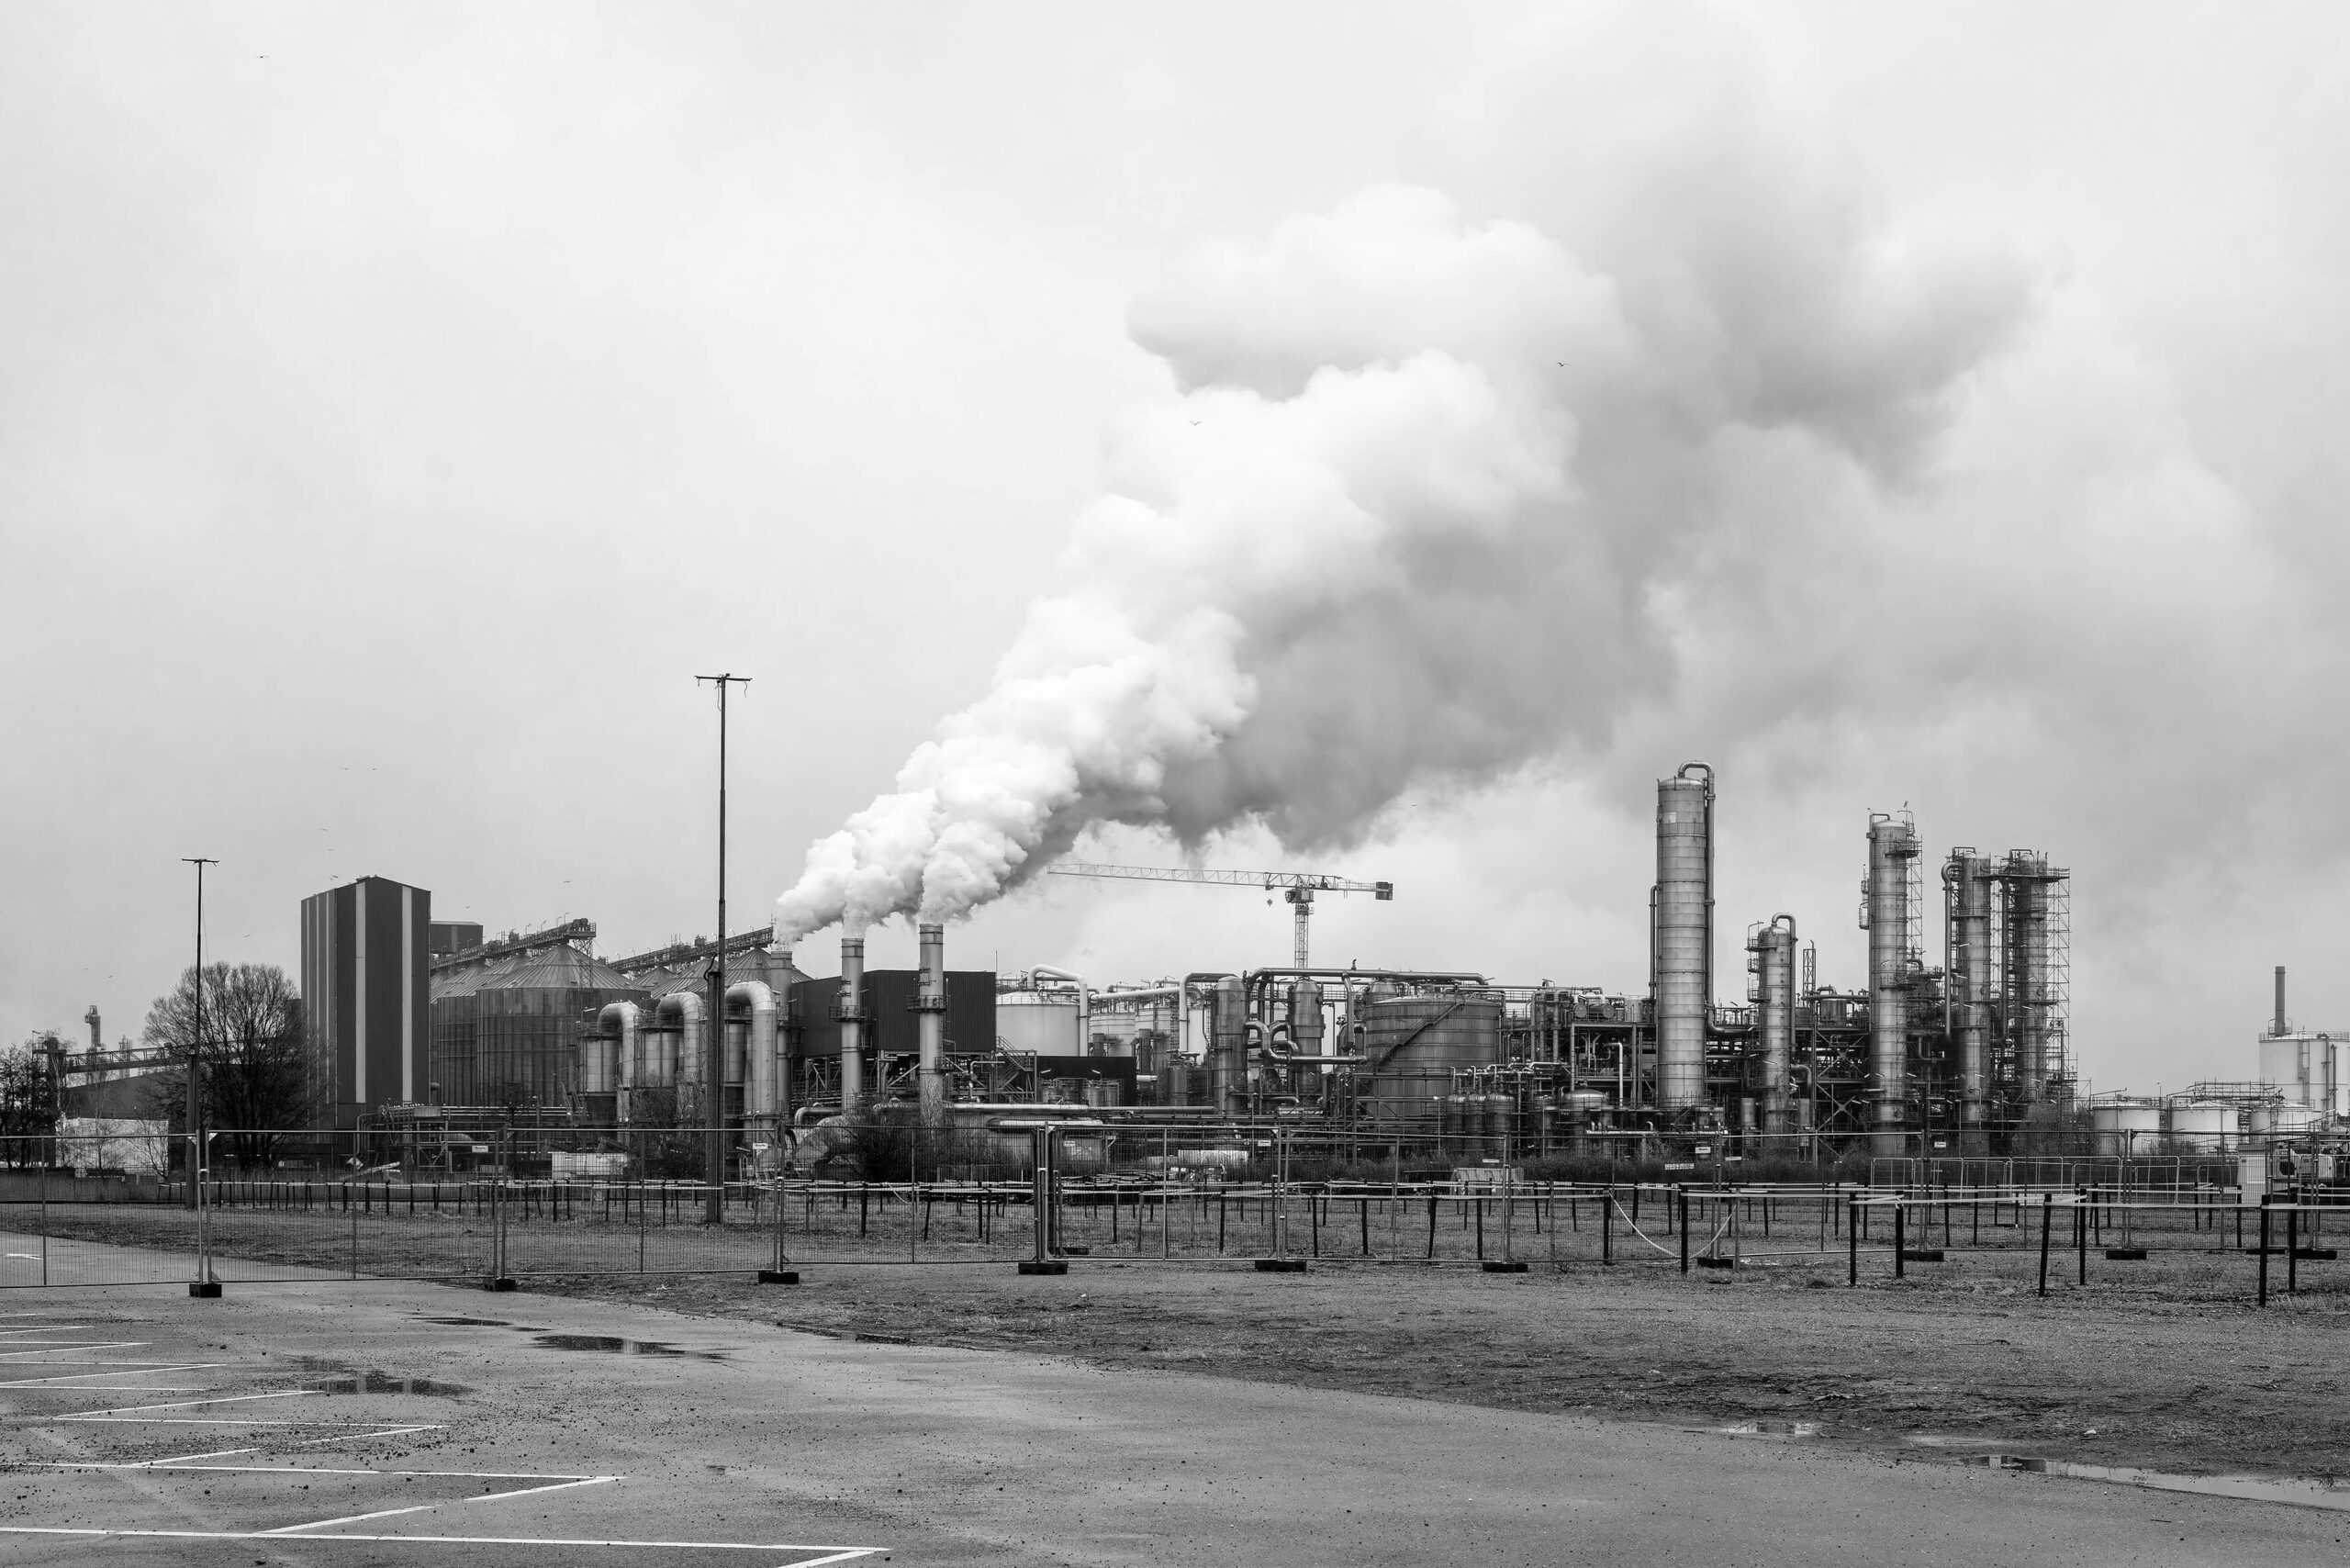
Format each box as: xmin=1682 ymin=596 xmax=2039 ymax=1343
xmin=1046 ymin=862 xmax=1393 ymax=968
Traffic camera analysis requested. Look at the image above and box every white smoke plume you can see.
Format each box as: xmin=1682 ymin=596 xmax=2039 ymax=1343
xmin=773 ymin=174 xmax=2031 ymax=942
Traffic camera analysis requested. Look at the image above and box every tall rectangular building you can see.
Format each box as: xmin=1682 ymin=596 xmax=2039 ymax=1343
xmin=300 ymin=876 xmax=431 ymax=1128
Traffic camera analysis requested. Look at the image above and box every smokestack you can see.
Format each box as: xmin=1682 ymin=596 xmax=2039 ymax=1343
xmin=916 ymin=924 xmax=948 ymax=1126
xmin=835 ymin=934 xmax=867 ymax=1110
xmin=2276 ymin=965 xmax=2288 ymax=1037
xmin=84 ymin=1005 xmax=101 ymax=1052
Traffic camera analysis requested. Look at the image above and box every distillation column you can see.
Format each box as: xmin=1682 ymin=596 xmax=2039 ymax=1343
xmin=1652 ymin=762 xmax=1715 ymax=1115
xmin=835 ymin=933 xmax=867 ymax=1111
xmin=1945 ymin=851 xmax=1997 ymax=1149
xmin=1751 ymin=914 xmax=1797 ymax=1136
xmin=1209 ymin=976 xmax=1248 ymax=1114
xmin=916 ymin=923 xmax=948 ymax=1126
xmin=2005 ymin=856 xmax=2052 ymax=1104
xmin=1864 ymin=814 xmax=1918 ymax=1156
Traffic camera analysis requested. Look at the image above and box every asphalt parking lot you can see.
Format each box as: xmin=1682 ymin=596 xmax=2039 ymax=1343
xmin=3 ymin=1271 xmax=2346 ymax=1567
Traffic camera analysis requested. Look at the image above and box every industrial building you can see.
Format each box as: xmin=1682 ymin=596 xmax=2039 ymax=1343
xmin=298 ymin=875 xmax=433 ymax=1129
xmin=331 ymin=766 xmax=2102 ymax=1164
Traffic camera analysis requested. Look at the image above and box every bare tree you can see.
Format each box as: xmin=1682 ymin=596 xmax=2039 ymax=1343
xmin=0 ymin=1037 xmax=60 ymax=1167
xmin=143 ymin=962 xmax=309 ymax=1170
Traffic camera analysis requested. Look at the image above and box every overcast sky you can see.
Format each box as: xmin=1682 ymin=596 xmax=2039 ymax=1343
xmin=6 ymin=4 xmax=2347 ymax=1094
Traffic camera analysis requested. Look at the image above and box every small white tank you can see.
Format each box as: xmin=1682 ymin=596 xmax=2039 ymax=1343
xmin=2163 ymin=1102 xmax=2234 ymax=1152
xmin=2249 ymin=1104 xmax=2324 ymax=1140
xmin=2092 ymin=1102 xmax=2162 ymax=1156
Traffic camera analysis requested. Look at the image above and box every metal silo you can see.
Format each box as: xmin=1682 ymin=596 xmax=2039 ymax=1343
xmin=1865 ymin=813 xmax=1919 ymax=1155
xmin=1359 ymin=994 xmax=1503 ymax=1127
xmin=1652 ymin=763 xmax=1715 ymax=1115
xmin=1944 ymin=851 xmax=1998 ymax=1147
xmin=1748 ymin=914 xmax=1797 ymax=1135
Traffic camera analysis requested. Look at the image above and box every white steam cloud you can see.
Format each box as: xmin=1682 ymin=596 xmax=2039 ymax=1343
xmin=774 ymin=177 xmax=2031 ymax=942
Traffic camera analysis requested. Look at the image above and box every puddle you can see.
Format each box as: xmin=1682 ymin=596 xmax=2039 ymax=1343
xmin=419 ymin=1316 xmax=514 ymax=1327
xmin=1968 ymin=1455 xmax=2350 ymax=1513
xmin=1694 ymin=1420 xmax=1821 ymax=1439
xmin=530 ymin=1334 xmax=728 ymax=1361
xmin=1907 ymin=1434 xmax=2020 ymax=1449
xmin=303 ymin=1371 xmax=472 ymax=1397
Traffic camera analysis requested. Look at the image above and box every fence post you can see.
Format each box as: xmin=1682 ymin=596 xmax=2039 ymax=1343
xmin=2037 ymin=1193 xmax=2052 ymax=1297
xmin=39 ymin=1141 xmax=49 ymax=1289
xmin=1603 ymin=1182 xmax=1614 ymax=1266
xmin=1678 ymin=1187 xmax=1689 ymax=1274
xmin=1846 ymin=1193 xmax=1858 ymax=1286
xmin=2258 ymin=1196 xmax=2272 ymax=1307
xmin=2288 ymin=1202 xmax=2300 ymax=1295
xmin=1894 ymin=1202 xmax=1906 ymax=1279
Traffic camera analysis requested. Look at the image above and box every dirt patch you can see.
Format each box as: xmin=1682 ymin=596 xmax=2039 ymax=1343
xmin=522 ymin=1257 xmax=2350 ymax=1481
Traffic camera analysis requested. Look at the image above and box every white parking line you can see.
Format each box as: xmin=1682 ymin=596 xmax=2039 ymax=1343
xmin=53 ymin=1389 xmax=319 ymax=1421
xmin=0 ymin=1363 xmax=224 ymax=1386
xmin=0 ymin=1528 xmax=886 ymax=1562
xmin=265 ymin=1474 xmax=621 ymax=1533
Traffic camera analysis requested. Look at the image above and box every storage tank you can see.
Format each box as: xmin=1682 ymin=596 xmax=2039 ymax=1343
xmin=997 ymin=993 xmax=1080 ymax=1055
xmin=2249 ymin=1104 xmax=2324 ymax=1140
xmin=2164 ymin=1102 xmax=2234 ymax=1153
xmin=1653 ymin=764 xmax=1715 ymax=1114
xmin=1357 ymin=994 xmax=1504 ymax=1126
xmin=2091 ymin=1102 xmax=2162 ymax=1156
xmin=1483 ymin=1092 xmax=1517 ymax=1155
xmin=1440 ymin=1092 xmax=1474 ymax=1156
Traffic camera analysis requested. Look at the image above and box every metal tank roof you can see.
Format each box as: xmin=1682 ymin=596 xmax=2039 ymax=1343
xmin=476 ymin=944 xmax=635 ymax=992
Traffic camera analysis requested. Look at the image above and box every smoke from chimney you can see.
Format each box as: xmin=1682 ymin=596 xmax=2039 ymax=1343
xmin=773 ymin=172 xmax=2030 ymax=943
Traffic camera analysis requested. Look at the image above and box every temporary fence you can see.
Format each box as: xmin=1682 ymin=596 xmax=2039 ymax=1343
xmin=2 ymin=1126 xmax=2340 ymax=1307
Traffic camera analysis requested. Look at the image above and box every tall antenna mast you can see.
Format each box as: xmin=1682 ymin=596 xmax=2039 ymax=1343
xmin=695 ymin=673 xmax=750 ymax=1225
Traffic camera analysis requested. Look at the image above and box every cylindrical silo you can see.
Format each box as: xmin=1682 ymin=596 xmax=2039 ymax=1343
xmin=1653 ymin=763 xmax=1715 ymax=1115
xmin=2092 ymin=1101 xmax=2162 ymax=1157
xmin=1750 ymin=914 xmax=1797 ymax=1136
xmin=1866 ymin=814 xmax=1918 ymax=1155
xmin=2164 ymin=1102 xmax=2233 ymax=1153
xmin=1358 ymin=994 xmax=1503 ymax=1128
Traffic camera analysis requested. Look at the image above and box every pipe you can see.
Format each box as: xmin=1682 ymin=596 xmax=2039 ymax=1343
xmin=1028 ymin=964 xmax=1091 ymax=1051
xmin=593 ymin=1001 xmax=640 ymax=1123
xmin=916 ymin=923 xmax=948 ymax=1126
xmin=835 ymin=933 xmax=867 ymax=1112
xmin=728 ymin=980 xmax=779 ymax=1125
xmin=655 ymin=991 xmax=706 ymax=1120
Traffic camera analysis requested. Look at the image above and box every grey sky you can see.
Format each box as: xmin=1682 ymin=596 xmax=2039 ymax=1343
xmin=6 ymin=4 xmax=2346 ymax=1095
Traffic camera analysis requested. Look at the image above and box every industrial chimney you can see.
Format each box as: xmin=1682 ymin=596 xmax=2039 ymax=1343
xmin=2275 ymin=965 xmax=2288 ymax=1037
xmin=834 ymin=934 xmax=867 ymax=1110
xmin=916 ymin=924 xmax=948 ymax=1125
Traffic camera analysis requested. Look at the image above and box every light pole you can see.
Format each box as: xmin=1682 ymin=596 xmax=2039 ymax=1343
xmin=182 ymin=857 xmax=217 ymax=1209
xmin=697 ymin=673 xmax=750 ymax=1225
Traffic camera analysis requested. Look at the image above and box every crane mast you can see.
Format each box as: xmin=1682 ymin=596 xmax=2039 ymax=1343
xmin=1046 ymin=862 xmax=1393 ymax=968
